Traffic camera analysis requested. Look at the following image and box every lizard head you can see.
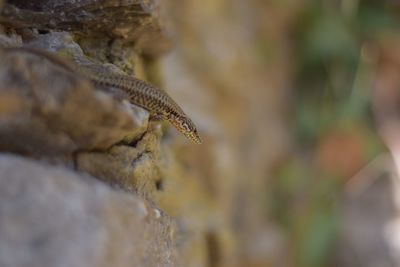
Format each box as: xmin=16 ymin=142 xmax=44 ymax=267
xmin=169 ymin=114 xmax=202 ymax=144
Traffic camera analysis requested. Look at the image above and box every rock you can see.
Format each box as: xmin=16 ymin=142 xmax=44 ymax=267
xmin=0 ymin=153 xmax=178 ymax=267
xmin=0 ymin=0 xmax=171 ymax=56
xmin=76 ymin=129 xmax=163 ymax=195
xmin=0 ymin=43 xmax=148 ymax=157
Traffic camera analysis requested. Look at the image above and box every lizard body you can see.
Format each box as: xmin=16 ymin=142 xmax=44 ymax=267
xmin=72 ymin=55 xmax=202 ymax=144
xmin=0 ymin=45 xmax=202 ymax=144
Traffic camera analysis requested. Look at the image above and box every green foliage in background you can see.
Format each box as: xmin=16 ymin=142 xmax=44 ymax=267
xmin=268 ymin=1 xmax=398 ymax=266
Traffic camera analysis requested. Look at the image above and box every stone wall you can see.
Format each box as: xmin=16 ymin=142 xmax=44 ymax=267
xmin=0 ymin=1 xmax=186 ymax=266
xmin=0 ymin=1 xmax=294 ymax=267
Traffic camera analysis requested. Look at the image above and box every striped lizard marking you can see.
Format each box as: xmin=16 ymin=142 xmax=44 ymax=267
xmin=0 ymin=45 xmax=202 ymax=144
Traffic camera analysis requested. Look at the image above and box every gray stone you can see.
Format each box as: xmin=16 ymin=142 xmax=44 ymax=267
xmin=0 ymin=154 xmax=177 ymax=267
xmin=0 ymin=0 xmax=170 ymax=56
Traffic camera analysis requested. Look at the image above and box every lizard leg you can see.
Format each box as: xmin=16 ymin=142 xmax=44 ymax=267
xmin=149 ymin=113 xmax=165 ymax=122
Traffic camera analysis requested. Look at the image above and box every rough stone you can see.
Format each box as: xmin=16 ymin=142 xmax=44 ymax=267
xmin=0 ymin=153 xmax=177 ymax=267
xmin=76 ymin=129 xmax=163 ymax=196
xmin=0 ymin=0 xmax=171 ymax=56
xmin=0 ymin=40 xmax=148 ymax=157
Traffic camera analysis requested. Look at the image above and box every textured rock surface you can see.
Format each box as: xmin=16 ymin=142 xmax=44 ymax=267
xmin=0 ymin=154 xmax=177 ymax=267
xmin=0 ymin=42 xmax=148 ymax=157
xmin=77 ymin=131 xmax=162 ymax=195
xmin=1 ymin=0 xmax=170 ymax=56
xmin=0 ymin=2 xmax=180 ymax=265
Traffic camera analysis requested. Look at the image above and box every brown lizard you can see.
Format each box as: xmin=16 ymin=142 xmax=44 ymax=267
xmin=1 ymin=45 xmax=202 ymax=144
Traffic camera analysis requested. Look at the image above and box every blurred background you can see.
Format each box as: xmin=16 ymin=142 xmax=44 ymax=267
xmin=157 ymin=0 xmax=400 ymax=266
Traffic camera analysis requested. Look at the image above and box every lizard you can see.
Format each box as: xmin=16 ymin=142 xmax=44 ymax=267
xmin=0 ymin=43 xmax=202 ymax=144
